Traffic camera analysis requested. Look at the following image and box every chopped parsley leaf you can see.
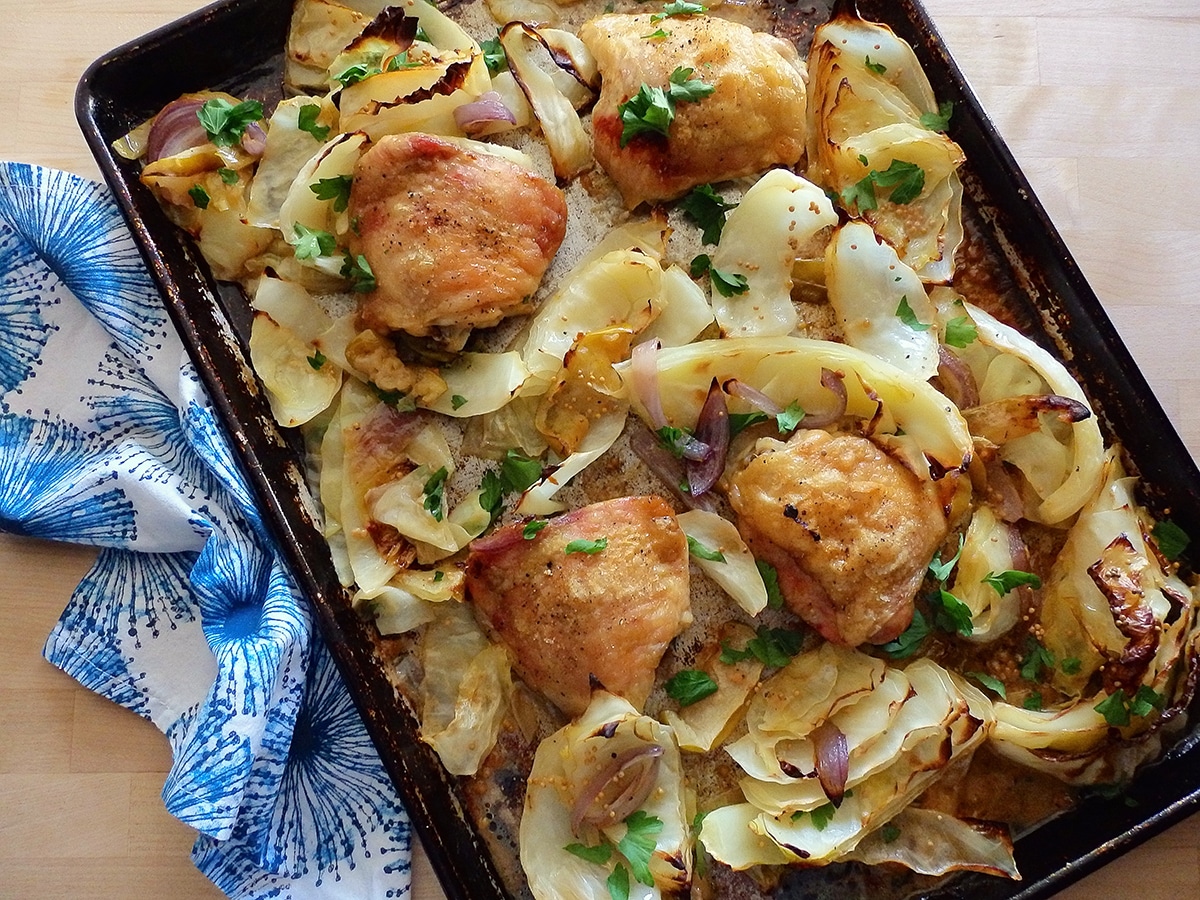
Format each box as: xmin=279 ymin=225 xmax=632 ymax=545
xmin=479 ymin=471 xmax=504 ymax=522
xmin=968 ymin=671 xmax=1007 ymax=699
xmin=617 ymin=67 xmax=714 ymax=147
xmin=873 ymin=159 xmax=926 ymax=204
xmin=1095 ymin=690 xmax=1130 ymax=726
xmin=686 ymin=535 xmax=726 ymax=562
xmin=809 ymin=801 xmax=837 ymax=831
xmin=880 ymin=609 xmax=930 ymax=659
xmin=1023 ymin=693 xmax=1044 ymax=711
xmin=197 ymin=98 xmax=264 ymax=147
xmin=656 ymin=425 xmax=689 ymax=458
xmin=341 ymin=251 xmax=376 ymax=292
xmin=297 ymin=104 xmax=330 ymax=141
xmin=564 ymin=841 xmax=612 ymax=865
xmin=928 ymin=534 xmax=964 ymax=583
xmin=334 ymin=63 xmax=376 ymax=86
xmin=666 ymin=669 xmax=719 ymax=706
xmin=188 ymin=184 xmax=210 ymax=209
xmin=422 ymin=467 xmax=449 ymax=521
xmin=618 ymin=810 xmax=663 ymax=886
xmin=680 ymin=184 xmax=736 ymax=245
xmin=689 ymin=249 xmax=748 ymax=296
xmin=720 ymin=625 xmax=803 ymax=668
xmin=310 ymin=175 xmax=353 ymax=213
xmin=729 ymin=411 xmax=769 ymax=436
xmin=1152 ymin=519 xmax=1190 ymax=561
xmin=652 ymin=0 xmax=707 ymax=21
xmin=896 ymin=295 xmax=932 ymax=331
xmin=370 ymin=382 xmax=415 ymax=410
xmin=931 ymin=588 xmax=974 ymax=636
xmin=607 ymin=864 xmax=630 ymax=900
xmin=710 ymin=266 xmax=749 ymax=297
xmin=481 ymin=35 xmax=507 ymax=75
xmin=522 ymin=518 xmax=548 ymax=540
xmin=984 ymin=569 xmax=1042 ymax=595
xmin=450 ymin=394 xmax=468 ymax=410
xmin=881 ymin=823 xmax=902 ymax=843
xmin=840 ymin=174 xmax=878 ymax=212
xmin=1019 ymin=638 xmax=1056 ymax=682
xmin=501 ymin=449 xmax=543 ymax=494
xmin=775 ymin=401 xmax=806 ymax=434
xmin=293 ymin=223 xmax=336 ymax=259
xmin=920 ymin=100 xmax=955 ymax=132
xmin=756 ymin=559 xmax=784 ymax=609
xmin=864 ymin=55 xmax=887 ymax=74
xmin=433 ymin=570 xmax=445 ymax=582
xmin=1130 ymin=685 xmax=1166 ymax=718
xmin=943 ymin=315 xmax=978 ymax=348
xmin=565 ymin=537 xmax=608 ymax=555
xmin=841 ymin=159 xmax=926 ymax=211
xmin=307 ymin=349 xmax=327 ymax=370
xmin=1060 ymin=657 xmax=1082 ymax=675
xmin=642 ymin=28 xmax=671 ymax=39
xmin=218 ymin=167 xmax=239 ymax=185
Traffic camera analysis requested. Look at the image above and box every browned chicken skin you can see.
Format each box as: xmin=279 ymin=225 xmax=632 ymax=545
xmin=579 ymin=13 xmax=808 ymax=208
xmin=465 ymin=495 xmax=691 ymax=717
xmin=728 ymin=430 xmax=948 ymax=646
xmin=348 ymin=133 xmax=568 ymax=337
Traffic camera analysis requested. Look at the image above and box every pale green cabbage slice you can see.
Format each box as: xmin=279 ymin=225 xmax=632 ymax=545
xmin=663 ymin=623 xmax=763 ymax=753
xmin=424 ymin=351 xmax=530 ymax=418
xmin=948 ymin=504 xmax=1023 ymax=643
xmin=844 ymin=807 xmax=1019 ymax=879
xmin=516 ymin=409 xmax=626 ymax=515
xmin=676 ymin=509 xmax=768 ymax=616
xmin=420 ymin=600 xmax=512 ymax=776
xmin=710 ymin=169 xmax=838 ymax=338
xmin=521 ymin=691 xmax=691 ymax=900
xmin=826 ymin=221 xmax=938 ymax=380
xmin=934 ymin=294 xmax=1104 ymax=524
xmin=246 ymin=95 xmax=339 ymax=229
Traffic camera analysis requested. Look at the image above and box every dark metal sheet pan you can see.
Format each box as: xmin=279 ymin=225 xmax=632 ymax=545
xmin=75 ymin=1 xmax=1200 ymax=898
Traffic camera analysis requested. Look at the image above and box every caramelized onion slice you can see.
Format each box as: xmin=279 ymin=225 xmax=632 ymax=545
xmin=811 ymin=720 xmax=850 ymax=805
xmin=146 ymin=97 xmax=209 ymax=162
xmin=571 ymin=743 xmax=665 ymax=833
xmin=687 ymin=378 xmax=729 ymax=496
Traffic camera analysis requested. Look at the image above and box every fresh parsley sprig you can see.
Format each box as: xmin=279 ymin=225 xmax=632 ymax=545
xmin=197 ymin=98 xmax=264 ymax=147
xmin=618 ymin=67 xmax=714 ymax=147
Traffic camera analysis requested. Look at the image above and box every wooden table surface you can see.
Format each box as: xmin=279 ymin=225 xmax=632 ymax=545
xmin=1 ymin=0 xmax=1198 ymax=897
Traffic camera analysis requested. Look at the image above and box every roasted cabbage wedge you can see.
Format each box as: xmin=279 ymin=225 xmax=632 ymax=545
xmin=704 ymin=645 xmax=993 ymax=868
xmin=521 ymin=691 xmax=692 ymax=900
xmin=807 ymin=7 xmax=964 ymax=282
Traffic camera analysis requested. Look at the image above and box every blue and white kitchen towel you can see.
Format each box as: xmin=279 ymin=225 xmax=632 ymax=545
xmin=0 ymin=161 xmax=412 ymax=898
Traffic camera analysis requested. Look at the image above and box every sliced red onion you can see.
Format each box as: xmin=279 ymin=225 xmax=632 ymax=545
xmin=571 ymin=743 xmax=664 ymax=833
xmin=146 ymin=97 xmax=209 ymax=162
xmin=630 ymin=339 xmax=667 ymax=430
xmin=686 ymin=378 xmax=729 ymax=496
xmin=985 ymin=459 xmax=1025 ymax=523
xmin=453 ymin=92 xmax=517 ymax=134
xmin=467 ymin=520 xmax=527 ymax=557
xmin=799 ymin=368 xmax=849 ymax=429
xmin=724 ymin=378 xmax=784 ymax=416
xmin=629 ymin=425 xmax=715 ymax=512
xmin=240 ymin=121 xmax=267 ymax=156
xmin=811 ymin=720 xmax=850 ymax=805
xmin=937 ymin=345 xmax=979 ymax=410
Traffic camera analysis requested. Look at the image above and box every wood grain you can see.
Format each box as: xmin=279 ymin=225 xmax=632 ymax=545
xmin=1 ymin=1 xmax=1198 ymax=897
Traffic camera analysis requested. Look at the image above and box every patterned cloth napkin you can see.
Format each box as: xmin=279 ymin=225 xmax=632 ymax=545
xmin=0 ymin=161 xmax=412 ymax=898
